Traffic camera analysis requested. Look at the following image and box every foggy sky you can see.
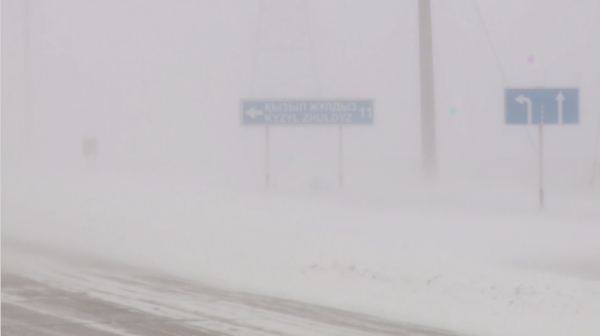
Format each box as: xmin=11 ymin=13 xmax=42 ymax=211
xmin=2 ymin=0 xmax=599 ymax=191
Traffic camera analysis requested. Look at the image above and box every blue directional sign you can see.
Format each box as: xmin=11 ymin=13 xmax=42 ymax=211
xmin=241 ymin=100 xmax=374 ymax=125
xmin=505 ymin=88 xmax=578 ymax=124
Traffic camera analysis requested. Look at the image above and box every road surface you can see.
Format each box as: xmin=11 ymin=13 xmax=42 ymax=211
xmin=2 ymin=243 xmax=460 ymax=336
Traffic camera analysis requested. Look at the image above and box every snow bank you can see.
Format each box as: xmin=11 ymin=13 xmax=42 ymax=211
xmin=3 ymin=170 xmax=600 ymax=336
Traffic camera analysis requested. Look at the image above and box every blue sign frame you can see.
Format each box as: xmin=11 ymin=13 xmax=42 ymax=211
xmin=505 ymin=88 xmax=579 ymax=125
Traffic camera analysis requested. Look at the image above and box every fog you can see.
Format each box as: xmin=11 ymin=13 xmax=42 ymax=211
xmin=3 ymin=0 xmax=598 ymax=188
xmin=2 ymin=1 xmax=600 ymax=335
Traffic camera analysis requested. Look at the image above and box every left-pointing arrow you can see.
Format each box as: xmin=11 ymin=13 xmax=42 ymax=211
xmin=515 ymin=94 xmax=533 ymax=124
xmin=245 ymin=107 xmax=264 ymax=119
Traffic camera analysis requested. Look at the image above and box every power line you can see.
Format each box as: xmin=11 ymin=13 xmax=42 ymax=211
xmin=471 ymin=0 xmax=508 ymax=85
xmin=471 ymin=0 xmax=538 ymax=154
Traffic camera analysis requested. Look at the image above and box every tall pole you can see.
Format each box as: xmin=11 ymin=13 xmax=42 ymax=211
xmin=302 ymin=0 xmax=335 ymax=189
xmin=419 ymin=0 xmax=436 ymax=177
xmin=23 ymin=0 xmax=33 ymax=154
xmin=250 ymin=0 xmax=322 ymax=190
xmin=539 ymin=107 xmax=545 ymax=209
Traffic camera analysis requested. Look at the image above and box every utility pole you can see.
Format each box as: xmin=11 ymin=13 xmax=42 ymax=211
xmin=248 ymin=0 xmax=322 ymax=189
xmin=23 ymin=0 xmax=34 ymax=156
xmin=419 ymin=0 xmax=436 ymax=178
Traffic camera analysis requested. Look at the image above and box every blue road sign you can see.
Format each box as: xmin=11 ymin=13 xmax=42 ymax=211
xmin=241 ymin=100 xmax=374 ymax=125
xmin=505 ymin=88 xmax=578 ymax=125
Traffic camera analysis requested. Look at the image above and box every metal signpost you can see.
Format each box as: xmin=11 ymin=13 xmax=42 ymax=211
xmin=505 ymin=88 xmax=579 ymax=208
xmin=241 ymin=99 xmax=374 ymax=189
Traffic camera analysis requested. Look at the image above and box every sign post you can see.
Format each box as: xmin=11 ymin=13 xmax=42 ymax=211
xmin=241 ymin=99 xmax=374 ymax=189
xmin=265 ymin=126 xmax=270 ymax=189
xmin=505 ymin=88 xmax=579 ymax=208
xmin=338 ymin=125 xmax=343 ymax=188
xmin=538 ymin=107 xmax=544 ymax=209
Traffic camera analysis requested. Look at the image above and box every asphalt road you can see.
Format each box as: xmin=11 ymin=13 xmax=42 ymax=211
xmin=2 ymin=244 xmax=460 ymax=336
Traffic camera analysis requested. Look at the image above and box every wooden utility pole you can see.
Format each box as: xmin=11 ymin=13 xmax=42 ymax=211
xmin=419 ymin=0 xmax=436 ymax=177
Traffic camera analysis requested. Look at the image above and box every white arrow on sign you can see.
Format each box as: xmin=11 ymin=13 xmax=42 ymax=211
xmin=245 ymin=107 xmax=264 ymax=119
xmin=556 ymin=91 xmax=564 ymax=124
xmin=516 ymin=94 xmax=533 ymax=124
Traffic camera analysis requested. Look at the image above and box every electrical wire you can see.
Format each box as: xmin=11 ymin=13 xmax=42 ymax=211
xmin=471 ymin=0 xmax=539 ymax=154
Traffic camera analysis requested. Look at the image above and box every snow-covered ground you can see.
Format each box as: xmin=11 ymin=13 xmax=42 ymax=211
xmin=3 ymin=169 xmax=600 ymax=336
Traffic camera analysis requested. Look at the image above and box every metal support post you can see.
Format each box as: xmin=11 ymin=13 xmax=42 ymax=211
xmin=338 ymin=125 xmax=343 ymax=189
xmin=538 ymin=107 xmax=545 ymax=209
xmin=266 ymin=126 xmax=270 ymax=189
